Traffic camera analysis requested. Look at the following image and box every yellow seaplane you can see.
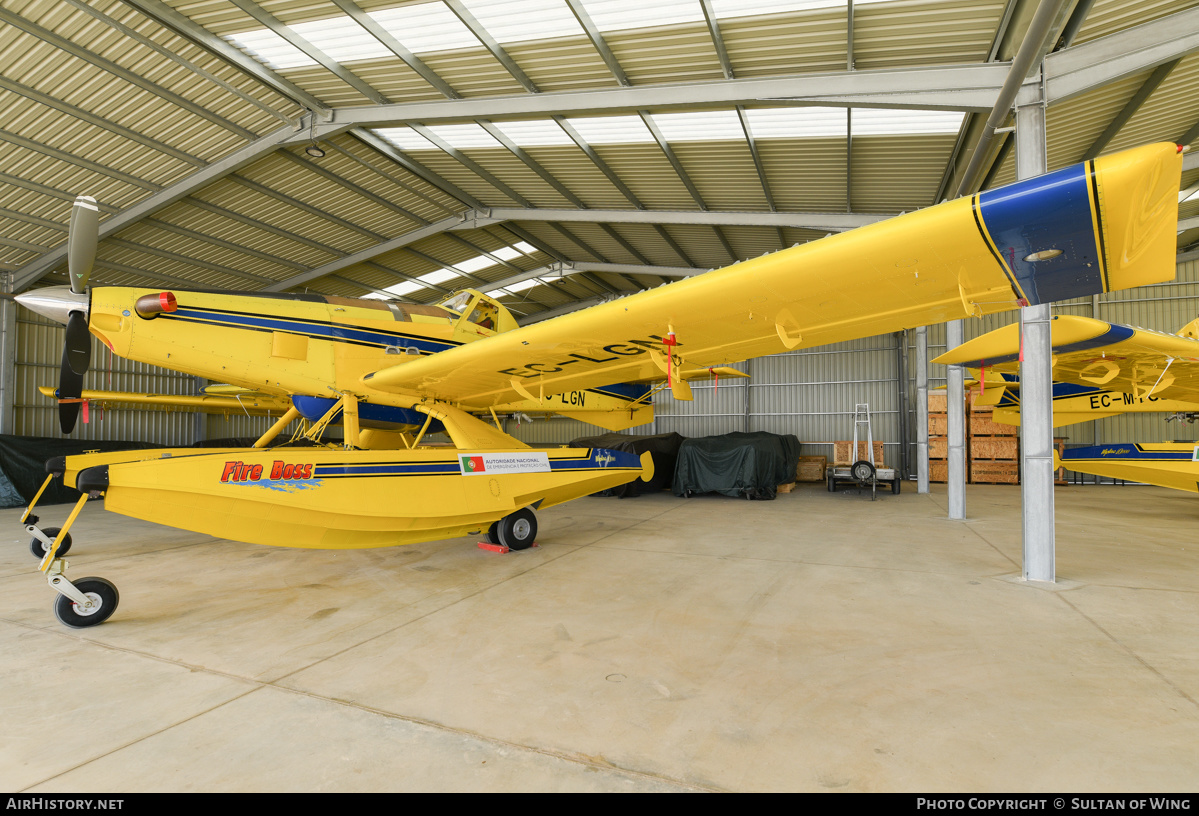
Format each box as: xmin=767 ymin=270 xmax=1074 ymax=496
xmin=934 ymin=311 xmax=1199 ymax=492
xmin=13 ymin=142 xmax=1184 ymax=628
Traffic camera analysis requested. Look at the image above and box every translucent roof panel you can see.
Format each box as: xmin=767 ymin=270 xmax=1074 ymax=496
xmin=459 ymin=0 xmax=586 ymax=43
xmin=709 ymin=0 xmax=901 ymax=17
xmin=375 ymin=127 xmax=437 ymax=151
xmin=582 ymin=0 xmax=706 ymax=31
xmin=652 ymin=110 xmax=745 ymax=142
xmin=425 ymin=124 xmax=504 ymax=150
xmin=368 ymin=3 xmax=482 ymax=54
xmin=420 ymin=268 xmax=459 ymax=284
xmin=493 ymin=120 xmax=575 ymax=147
xmin=223 ymin=29 xmax=317 ymax=70
xmin=851 ymin=109 xmax=965 ymax=135
xmin=745 ymin=107 xmax=848 ymax=139
xmin=289 ymin=17 xmax=393 ymax=64
xmin=566 ymin=115 xmax=656 ymax=145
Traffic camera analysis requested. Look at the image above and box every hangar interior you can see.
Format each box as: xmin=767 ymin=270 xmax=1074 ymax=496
xmin=2 ymin=0 xmax=1199 ymax=793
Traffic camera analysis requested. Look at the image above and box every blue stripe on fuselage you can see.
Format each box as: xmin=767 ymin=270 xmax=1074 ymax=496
xmin=977 ymin=162 xmax=1104 ymax=306
xmin=1062 ymin=444 xmax=1195 ymax=461
xmin=165 ymin=307 xmax=457 ymax=354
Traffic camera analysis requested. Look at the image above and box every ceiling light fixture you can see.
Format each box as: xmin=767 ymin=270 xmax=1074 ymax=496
xmin=305 ymin=110 xmax=325 ymax=159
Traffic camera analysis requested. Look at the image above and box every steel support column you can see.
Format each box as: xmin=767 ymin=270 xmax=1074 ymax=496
xmin=946 ymin=320 xmax=966 ymax=519
xmin=0 ymin=273 xmax=17 ymax=435
xmin=1016 ymin=99 xmax=1055 ymax=583
xmin=916 ymin=325 xmax=929 ymax=494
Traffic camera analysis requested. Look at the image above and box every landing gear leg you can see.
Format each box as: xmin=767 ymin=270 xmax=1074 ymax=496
xmin=38 ymin=492 xmax=119 ymax=628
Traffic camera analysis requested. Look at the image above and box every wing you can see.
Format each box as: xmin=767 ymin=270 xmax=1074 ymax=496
xmin=933 ymin=314 xmax=1199 ymax=403
xmin=362 ymin=143 xmax=1182 ymax=408
xmin=39 ymin=386 xmax=293 ymax=416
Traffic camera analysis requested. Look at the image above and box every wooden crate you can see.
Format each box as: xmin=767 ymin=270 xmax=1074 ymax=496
xmin=928 ymin=414 xmax=948 ymax=435
xmin=969 ymin=436 xmax=1019 ymax=460
xmin=929 ymin=436 xmax=947 ymax=460
xmin=970 ymin=460 xmax=1020 ymax=484
xmin=929 ymin=459 xmax=948 ymax=483
xmin=796 ymin=455 xmax=827 ymax=482
xmin=777 ymin=482 xmax=796 ymax=493
xmin=928 ymin=393 xmax=947 ymax=413
xmin=832 ymin=440 xmax=884 ymax=466
xmin=968 ymin=409 xmax=1016 ymax=436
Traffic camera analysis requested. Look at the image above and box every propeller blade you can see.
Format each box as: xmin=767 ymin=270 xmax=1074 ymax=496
xmin=67 ymin=196 xmax=99 ymax=295
xmin=58 ymin=352 xmax=85 ymax=435
xmin=63 ymin=311 xmax=92 ymax=376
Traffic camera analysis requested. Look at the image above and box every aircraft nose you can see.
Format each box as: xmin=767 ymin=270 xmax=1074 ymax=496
xmin=13 ymin=285 xmax=89 ymax=325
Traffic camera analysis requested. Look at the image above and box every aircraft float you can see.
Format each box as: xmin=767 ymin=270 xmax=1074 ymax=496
xmin=12 ymin=141 xmax=1184 ymax=628
xmin=935 ymin=309 xmax=1199 ymax=493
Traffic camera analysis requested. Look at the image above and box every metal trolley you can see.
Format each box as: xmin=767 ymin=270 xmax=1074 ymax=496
xmin=826 ymin=404 xmax=901 ymax=499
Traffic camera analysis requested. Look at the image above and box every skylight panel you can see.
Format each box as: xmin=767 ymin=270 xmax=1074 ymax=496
xmin=458 ymin=0 xmax=585 ymax=43
xmin=565 ymin=115 xmax=655 ymax=145
xmin=420 ymin=268 xmax=459 ymax=285
xmin=493 ymin=120 xmax=574 ymax=147
xmin=425 ymin=124 xmax=503 ymax=150
xmin=582 ymin=0 xmax=705 ymax=31
xmin=455 ymin=255 xmax=500 ymax=274
xmin=651 ymin=110 xmax=744 ymax=142
xmin=368 ymin=3 xmax=481 ymax=54
xmin=709 ymin=0 xmax=898 ymax=18
xmin=514 ymin=242 xmax=538 ymax=254
xmin=745 ymin=107 xmax=847 ymax=139
xmin=1179 ymin=188 xmax=1199 ymax=203
xmin=851 ymin=109 xmax=964 ymax=136
xmin=223 ymin=29 xmax=317 ymax=70
xmin=374 ymin=127 xmax=437 ymax=151
xmin=380 ymin=281 xmax=423 ymax=297
xmin=289 ymin=16 xmax=392 ymax=63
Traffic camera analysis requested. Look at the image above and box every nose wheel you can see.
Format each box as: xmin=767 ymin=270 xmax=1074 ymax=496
xmin=52 ymin=576 xmax=119 ymax=628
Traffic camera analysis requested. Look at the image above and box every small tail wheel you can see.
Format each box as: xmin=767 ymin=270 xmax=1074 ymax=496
xmin=496 ymin=508 xmax=537 ymax=551
xmin=53 ymin=577 xmax=119 ymax=628
xmin=891 ymin=476 xmax=902 ymax=494
xmin=827 ymin=471 xmax=836 ymax=492
xmin=31 ymin=527 xmax=72 ymax=559
xmin=850 ymin=460 xmax=876 ymax=485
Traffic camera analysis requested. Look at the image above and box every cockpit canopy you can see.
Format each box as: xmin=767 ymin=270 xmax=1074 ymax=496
xmin=437 ymin=289 xmax=517 ymax=334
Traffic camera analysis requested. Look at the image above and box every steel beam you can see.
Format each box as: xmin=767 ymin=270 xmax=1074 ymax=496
xmin=224 ymin=0 xmax=391 ymax=106
xmin=1082 ymin=59 xmax=1180 ymax=161
xmin=565 ymin=0 xmax=630 ymax=87
xmin=1041 ymin=6 xmax=1199 ymax=105
xmin=443 ymin=0 xmax=539 ymax=93
xmin=287 ymin=65 xmax=1011 ymax=143
xmin=956 ymin=0 xmax=1073 ymax=197
xmin=450 ymin=207 xmax=887 ymax=231
xmin=118 ymin=0 xmax=329 ymax=115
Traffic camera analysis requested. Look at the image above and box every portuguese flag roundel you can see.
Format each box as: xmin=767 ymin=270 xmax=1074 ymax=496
xmin=461 ymin=455 xmax=486 ymax=473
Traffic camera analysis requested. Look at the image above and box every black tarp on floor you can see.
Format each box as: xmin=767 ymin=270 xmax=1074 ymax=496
xmin=0 ymin=435 xmax=167 ymax=508
xmin=569 ymin=432 xmax=685 ymax=497
xmin=672 ymin=432 xmax=801 ymax=500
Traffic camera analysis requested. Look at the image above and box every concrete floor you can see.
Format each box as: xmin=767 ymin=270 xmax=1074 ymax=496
xmin=2 ymin=481 xmax=1198 ymax=792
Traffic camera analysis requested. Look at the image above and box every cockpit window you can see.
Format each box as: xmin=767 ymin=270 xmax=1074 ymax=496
xmin=439 ymin=292 xmax=473 ymax=314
